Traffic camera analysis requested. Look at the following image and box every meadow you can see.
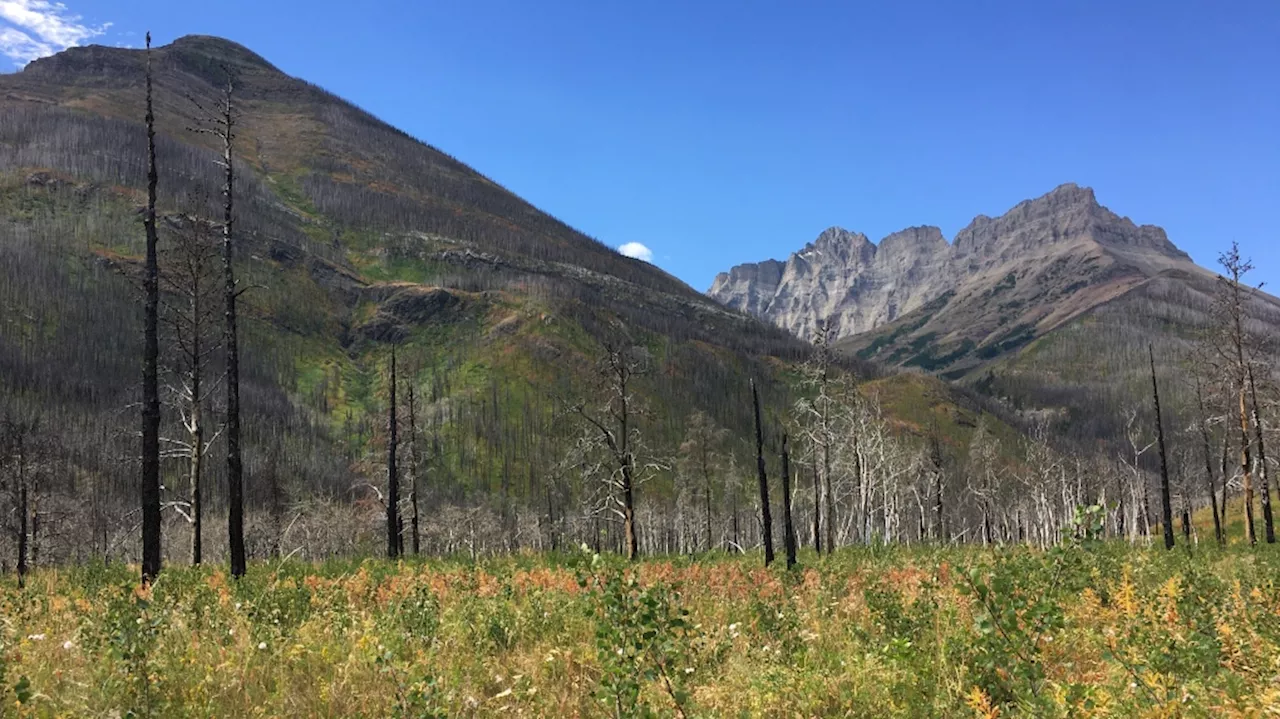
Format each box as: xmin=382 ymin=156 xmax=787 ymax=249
xmin=1 ymin=541 xmax=1278 ymax=718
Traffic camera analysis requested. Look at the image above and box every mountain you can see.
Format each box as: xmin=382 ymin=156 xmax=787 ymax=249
xmin=711 ymin=183 xmax=1196 ymax=353
xmin=0 ymin=36 xmax=1038 ymax=563
xmin=709 ymin=184 xmax=1280 ymax=444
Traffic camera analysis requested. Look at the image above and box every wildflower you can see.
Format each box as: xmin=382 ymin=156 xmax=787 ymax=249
xmin=965 ymin=686 xmax=1000 ymax=719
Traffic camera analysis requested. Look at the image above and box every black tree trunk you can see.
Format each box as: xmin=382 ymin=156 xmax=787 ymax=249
xmin=1150 ymin=345 xmax=1175 ymax=550
xmin=387 ymin=349 xmax=401 ymax=559
xmin=780 ymin=433 xmax=797 ymax=569
xmin=140 ymin=31 xmax=162 ymax=583
xmin=751 ymin=379 xmax=774 ymax=566
xmin=1247 ymin=362 xmax=1275 ymax=543
xmin=219 ymin=77 xmax=246 ymax=579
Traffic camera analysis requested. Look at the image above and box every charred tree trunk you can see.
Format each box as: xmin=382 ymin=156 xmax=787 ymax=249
xmin=701 ymin=440 xmax=714 ymax=553
xmin=387 ymin=349 xmax=401 ymax=559
xmin=822 ymin=437 xmax=836 ymax=553
xmin=190 ymin=398 xmax=204 ymax=565
xmin=812 ymin=463 xmax=821 ymax=553
xmin=1196 ymin=374 xmax=1224 ymax=545
xmin=407 ymin=383 xmax=421 ymax=555
xmin=930 ymin=424 xmax=945 ymax=543
xmin=213 ymin=76 xmax=247 ymax=578
xmin=1218 ymin=431 xmax=1235 ymax=535
xmin=15 ymin=435 xmax=28 ymax=589
xmin=751 ymin=379 xmax=774 ymax=566
xmin=1246 ymin=362 xmax=1275 ymax=543
xmin=1150 ymin=345 xmax=1175 ymax=550
xmin=780 ymin=433 xmax=797 ymax=569
xmin=1239 ymin=383 xmax=1256 ymax=546
xmin=140 ymin=31 xmax=163 ymax=583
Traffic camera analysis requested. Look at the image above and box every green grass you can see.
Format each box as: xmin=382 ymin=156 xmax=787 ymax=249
xmin=3 ymin=543 xmax=1278 ymax=717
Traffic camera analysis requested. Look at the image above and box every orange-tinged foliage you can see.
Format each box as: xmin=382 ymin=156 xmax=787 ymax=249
xmin=2 ymin=546 xmax=1279 ymax=717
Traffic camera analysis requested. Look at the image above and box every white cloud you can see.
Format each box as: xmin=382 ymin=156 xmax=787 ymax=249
xmin=0 ymin=25 xmax=47 ymax=64
xmin=618 ymin=242 xmax=654 ymax=263
xmin=0 ymin=1 xmax=110 ymax=67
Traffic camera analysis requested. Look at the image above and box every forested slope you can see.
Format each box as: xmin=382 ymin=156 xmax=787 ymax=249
xmin=0 ymin=36 xmax=1042 ymax=566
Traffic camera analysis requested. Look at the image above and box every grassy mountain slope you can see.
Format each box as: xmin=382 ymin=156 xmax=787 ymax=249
xmin=0 ymin=36 xmax=1037 ymax=563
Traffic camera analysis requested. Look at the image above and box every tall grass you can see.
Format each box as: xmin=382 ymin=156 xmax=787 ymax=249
xmin=1 ymin=543 xmax=1277 ymax=717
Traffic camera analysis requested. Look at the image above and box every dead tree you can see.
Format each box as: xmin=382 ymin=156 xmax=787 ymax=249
xmin=794 ymin=324 xmax=841 ymax=553
xmin=140 ymin=31 xmax=163 ymax=583
xmin=811 ymin=463 xmax=821 ymax=553
xmin=1121 ymin=409 xmax=1156 ymax=542
xmin=571 ymin=343 xmax=649 ymax=560
xmin=191 ymin=71 xmax=248 ymax=576
xmin=2 ymin=418 xmax=32 ymax=588
xmin=1193 ymin=370 xmax=1224 ymax=544
xmin=780 ymin=432 xmax=797 ymax=569
xmin=1150 ymin=345 xmax=1175 ymax=549
xmin=1217 ymin=243 xmax=1257 ymax=545
xmin=1246 ymin=359 xmax=1275 ymax=543
xmin=751 ymin=379 xmax=774 ymax=566
xmin=929 ymin=419 xmax=946 ymax=543
xmin=407 ymin=382 xmax=421 ymax=555
xmin=386 ymin=348 xmax=402 ymax=559
xmin=161 ymin=216 xmax=221 ymax=565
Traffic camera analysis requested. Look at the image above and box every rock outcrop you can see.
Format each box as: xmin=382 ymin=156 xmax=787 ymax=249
xmin=708 ymin=183 xmax=1195 ymax=347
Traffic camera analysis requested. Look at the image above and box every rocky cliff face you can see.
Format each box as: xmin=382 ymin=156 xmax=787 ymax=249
xmin=709 ymin=183 xmax=1196 ymax=349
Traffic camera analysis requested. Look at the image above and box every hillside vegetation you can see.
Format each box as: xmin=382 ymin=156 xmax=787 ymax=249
xmin=0 ymin=37 xmax=1045 ymax=569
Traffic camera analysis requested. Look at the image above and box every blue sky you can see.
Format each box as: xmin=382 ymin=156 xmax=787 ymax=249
xmin=3 ymin=1 xmax=1277 ymax=292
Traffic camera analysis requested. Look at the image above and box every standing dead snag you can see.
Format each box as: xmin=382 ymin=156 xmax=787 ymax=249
xmin=811 ymin=463 xmax=821 ymax=553
xmin=407 ymin=382 xmax=421 ymax=555
xmin=387 ymin=348 xmax=402 ymax=559
xmin=928 ymin=419 xmax=946 ymax=543
xmin=751 ymin=379 xmax=774 ymax=567
xmin=1246 ymin=360 xmax=1275 ymax=543
xmin=161 ymin=215 xmax=221 ymax=565
xmin=140 ymin=30 xmax=163 ymax=583
xmin=2 ymin=417 xmax=33 ymax=588
xmin=780 ymin=433 xmax=797 ymax=569
xmin=1194 ymin=370 xmax=1224 ymax=545
xmin=793 ymin=323 xmax=843 ymax=553
xmin=571 ymin=342 xmax=649 ymax=560
xmin=189 ymin=68 xmax=246 ymax=576
xmin=1150 ymin=345 xmax=1175 ymax=549
xmin=1216 ymin=243 xmax=1257 ymax=545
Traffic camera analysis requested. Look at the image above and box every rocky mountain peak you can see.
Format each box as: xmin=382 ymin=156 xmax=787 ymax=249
xmin=805 ymin=226 xmax=871 ymax=256
xmin=708 ymin=184 xmax=1201 ymax=344
xmin=878 ymin=225 xmax=947 ymax=260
